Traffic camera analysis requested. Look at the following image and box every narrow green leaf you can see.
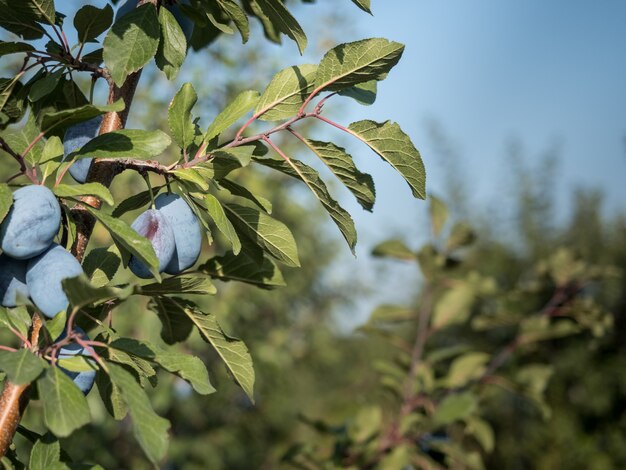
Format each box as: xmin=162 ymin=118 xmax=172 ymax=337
xmin=255 ymin=156 xmax=357 ymax=253
xmin=0 ymin=41 xmax=35 ymax=57
xmin=446 ymin=352 xmax=490 ymax=388
xmin=348 ymin=120 xmax=426 ymax=199
xmin=251 ymin=0 xmax=307 ymax=54
xmin=83 ymin=206 xmax=161 ymax=281
xmin=205 ymin=193 xmax=241 ymax=255
xmin=216 ymin=0 xmax=249 ymax=43
xmin=62 ymin=275 xmax=131 ymax=310
xmin=148 ymin=296 xmax=194 ymax=344
xmin=111 ymin=186 xmax=163 ymax=218
xmin=224 ymin=203 xmax=300 ymax=267
xmin=371 ymin=239 xmax=415 ymax=260
xmin=40 ymin=100 xmax=124 ymax=136
xmin=168 ymin=83 xmax=197 ymax=151
xmin=0 ymin=349 xmax=47 ymax=384
xmin=139 ymin=274 xmax=216 ymax=296
xmin=315 ymin=38 xmax=404 ymax=92
xmin=103 ymin=3 xmax=160 ymax=85
xmin=218 ymin=178 xmax=272 ymax=213
xmin=107 ymin=363 xmax=170 ymax=463
xmin=74 ymin=4 xmax=113 ymax=44
xmin=430 ymin=195 xmax=448 ymax=237
xmin=54 ymin=183 xmax=114 ymax=206
xmin=170 ymin=167 xmax=208 ymax=191
xmin=175 ymin=300 xmax=255 ymax=402
xmin=255 ymin=64 xmax=317 ymax=121
xmin=0 ymin=184 xmax=12 ymax=225
xmin=44 ymin=310 xmax=66 ymax=342
xmin=38 ymin=367 xmax=91 ymax=437
xmin=204 ymin=90 xmax=260 ymax=142
xmin=200 ymin=251 xmax=285 ymax=289
xmin=432 ymin=283 xmax=475 ymax=329
xmin=350 ymin=0 xmax=372 ymax=14
xmin=301 ymin=138 xmax=375 ymax=211
xmin=156 ymin=6 xmax=186 ymax=80
xmin=72 ymin=129 xmax=171 ymax=160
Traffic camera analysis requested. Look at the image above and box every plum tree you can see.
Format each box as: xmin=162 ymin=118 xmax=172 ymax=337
xmin=0 ymin=186 xmax=61 ymax=260
xmin=25 ymin=244 xmax=83 ymax=318
xmin=0 ymin=255 xmax=28 ymax=308
xmin=128 ymin=209 xmax=176 ymax=278
xmin=117 ymin=0 xmax=193 ymax=41
xmin=154 ymin=192 xmax=202 ymax=274
xmin=56 ymin=328 xmax=96 ymax=395
xmin=62 ymin=116 xmax=103 ymax=183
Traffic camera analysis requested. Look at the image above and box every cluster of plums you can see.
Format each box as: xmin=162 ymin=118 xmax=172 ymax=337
xmin=1 ymin=115 xmax=202 ymax=393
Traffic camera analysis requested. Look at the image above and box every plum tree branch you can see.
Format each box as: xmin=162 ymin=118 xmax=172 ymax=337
xmin=0 ymin=137 xmax=38 ymax=184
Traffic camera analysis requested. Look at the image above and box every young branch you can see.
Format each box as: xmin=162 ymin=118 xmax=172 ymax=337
xmin=0 ymin=138 xmax=38 ymax=184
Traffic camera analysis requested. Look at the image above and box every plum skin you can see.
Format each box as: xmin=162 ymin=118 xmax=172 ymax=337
xmin=0 ymin=254 xmax=28 ymax=308
xmin=0 ymin=185 xmax=61 ymax=260
xmin=63 ymin=116 xmax=103 ymax=183
xmin=129 ymin=209 xmax=176 ymax=278
xmin=155 ymin=193 xmax=202 ymax=274
xmin=117 ymin=0 xmax=194 ymax=41
xmin=26 ymin=244 xmax=83 ymax=318
xmin=56 ymin=327 xmax=96 ymax=395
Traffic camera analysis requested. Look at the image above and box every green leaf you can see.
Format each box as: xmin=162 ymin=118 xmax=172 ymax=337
xmin=367 ymin=304 xmax=415 ymax=325
xmin=430 ymin=195 xmax=448 ymax=237
xmin=61 ymin=275 xmax=131 ymax=310
xmin=74 ymin=4 xmax=113 ymax=44
xmin=205 ymin=193 xmax=241 ymax=255
xmin=446 ymin=352 xmax=490 ymax=388
xmin=432 ymin=283 xmax=475 ymax=329
xmin=0 ymin=77 xmax=26 ymax=126
xmin=82 ymin=247 xmax=121 ymax=288
xmin=103 ymin=3 xmax=160 ymax=86
xmin=348 ymin=405 xmax=382 ymax=443
xmin=40 ymin=101 xmax=124 ymax=136
xmin=72 ymin=129 xmax=171 ymax=160
xmin=139 ymin=274 xmax=216 ymax=296
xmin=348 ymin=120 xmax=426 ymax=199
xmin=156 ymin=6 xmax=187 ymax=80
xmin=0 ymin=349 xmax=46 ymax=384
xmin=338 ymin=80 xmax=377 ymax=105
xmin=29 ymin=435 xmax=62 ymax=470
xmin=168 ymin=83 xmax=197 ymax=151
xmin=0 ymin=306 xmax=31 ymax=339
xmin=255 ymin=64 xmax=317 ymax=121
xmin=0 ymin=1 xmax=46 ymax=39
xmin=0 ymin=184 xmax=12 ymax=225
xmin=96 ymin=372 xmax=127 ymax=420
xmin=465 ymin=417 xmax=495 ymax=453
xmin=111 ymin=186 xmax=163 ymax=218
xmin=445 ymin=222 xmax=476 ymax=252
xmin=44 ymin=310 xmax=66 ymax=342
xmin=26 ymin=0 xmax=55 ymax=25
xmin=40 ymin=136 xmax=64 ymax=180
xmin=176 ymin=301 xmax=255 ymax=402
xmin=38 ymin=367 xmax=91 ymax=437
xmin=54 ymin=183 xmax=114 ymax=206
xmin=224 ymin=203 xmax=300 ymax=267
xmin=148 ymin=297 xmax=194 ymax=344
xmin=200 ymin=251 xmax=285 ymax=289
xmin=204 ymin=90 xmax=259 ymax=142
xmin=434 ymin=392 xmax=478 ymax=425
xmin=216 ymin=0 xmax=249 ymax=43
xmin=301 ymin=138 xmax=375 ymax=211
xmin=219 ymin=178 xmax=272 ymax=213
xmin=170 ymin=168 xmax=208 ymax=191
xmin=250 ymin=0 xmax=307 ymax=54
xmin=107 ymin=363 xmax=170 ymax=463
xmin=83 ymin=207 xmax=161 ymax=281
xmin=350 ymin=0 xmax=372 ymax=14
xmin=0 ymin=42 xmax=35 ymax=57
xmin=315 ymin=38 xmax=404 ymax=93
xmin=255 ymin=156 xmax=357 ymax=253
xmin=371 ymin=239 xmax=415 ymax=260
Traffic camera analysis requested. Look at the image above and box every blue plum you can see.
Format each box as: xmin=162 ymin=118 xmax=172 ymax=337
xmin=0 ymin=185 xmax=61 ymax=259
xmin=155 ymin=193 xmax=202 ymax=274
xmin=63 ymin=116 xmax=103 ymax=183
xmin=57 ymin=327 xmax=96 ymax=395
xmin=128 ymin=209 xmax=176 ymax=278
xmin=26 ymin=244 xmax=83 ymax=318
xmin=117 ymin=0 xmax=194 ymax=42
xmin=0 ymin=254 xmax=28 ymax=307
